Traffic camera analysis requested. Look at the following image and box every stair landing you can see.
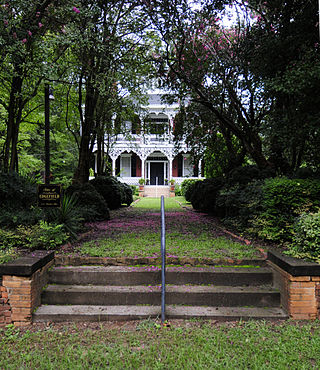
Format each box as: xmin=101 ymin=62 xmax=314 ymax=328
xmin=143 ymin=186 xmax=170 ymax=197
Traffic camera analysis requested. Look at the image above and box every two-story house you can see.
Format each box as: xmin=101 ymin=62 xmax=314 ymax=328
xmin=93 ymin=92 xmax=203 ymax=191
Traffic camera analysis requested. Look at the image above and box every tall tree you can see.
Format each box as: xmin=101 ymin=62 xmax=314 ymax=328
xmin=244 ymin=0 xmax=320 ymax=173
xmin=146 ymin=0 xmax=274 ymax=170
xmin=65 ymin=1 xmax=154 ymax=184
xmin=0 ymin=0 xmax=73 ymax=172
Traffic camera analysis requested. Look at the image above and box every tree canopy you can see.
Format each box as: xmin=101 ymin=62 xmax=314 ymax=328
xmin=0 ymin=0 xmax=319 ymax=182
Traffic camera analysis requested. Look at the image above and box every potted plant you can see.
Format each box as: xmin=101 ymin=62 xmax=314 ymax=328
xmin=169 ymin=179 xmax=175 ymax=191
xmin=138 ymin=178 xmax=145 ymax=190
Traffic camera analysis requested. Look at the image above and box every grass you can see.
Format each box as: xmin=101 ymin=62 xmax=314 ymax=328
xmin=79 ymin=232 xmax=257 ymax=259
xmin=77 ymin=197 xmax=261 ymax=260
xmin=1 ymin=320 xmax=320 ymax=368
xmin=133 ymin=196 xmax=186 ymax=210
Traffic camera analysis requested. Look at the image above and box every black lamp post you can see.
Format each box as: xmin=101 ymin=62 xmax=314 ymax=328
xmin=44 ymin=83 xmax=54 ymax=184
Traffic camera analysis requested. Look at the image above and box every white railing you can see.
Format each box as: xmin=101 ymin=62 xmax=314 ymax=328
xmin=171 ymin=177 xmax=203 ymax=185
xmin=117 ymin=177 xmax=140 ymax=185
xmin=116 ymin=176 xmax=203 ymax=186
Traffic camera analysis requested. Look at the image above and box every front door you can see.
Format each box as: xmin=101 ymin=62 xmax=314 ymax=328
xmin=150 ymin=162 xmax=164 ymax=185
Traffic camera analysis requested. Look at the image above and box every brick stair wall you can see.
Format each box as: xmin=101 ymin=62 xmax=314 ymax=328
xmin=0 ymin=251 xmax=54 ymax=327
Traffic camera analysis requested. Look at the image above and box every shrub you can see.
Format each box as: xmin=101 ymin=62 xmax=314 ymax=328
xmin=226 ymin=165 xmax=275 ymax=187
xmin=251 ymin=178 xmax=320 ymax=242
xmin=0 ymin=171 xmax=37 ymax=209
xmin=17 ymin=221 xmax=69 ymax=250
xmin=0 ymin=228 xmax=24 ymax=250
xmin=0 ymin=207 xmax=43 ymax=228
xmin=131 ymin=185 xmax=139 ymax=196
xmin=287 ymin=212 xmax=320 ymax=260
xmin=120 ymin=182 xmax=133 ymax=206
xmin=47 ymin=194 xmax=83 ymax=238
xmin=216 ymin=180 xmax=264 ymax=230
xmin=175 ymin=184 xmax=182 ymax=196
xmin=89 ymin=176 xmax=132 ymax=209
xmin=89 ymin=176 xmax=123 ymax=210
xmin=0 ymin=172 xmax=42 ymax=228
xmin=181 ymin=179 xmax=198 ymax=201
xmin=190 ymin=178 xmax=224 ymax=212
xmin=292 ymin=167 xmax=320 ymax=180
xmin=65 ymin=183 xmax=110 ymax=221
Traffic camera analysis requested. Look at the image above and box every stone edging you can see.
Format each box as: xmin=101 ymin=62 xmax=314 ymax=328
xmin=0 ymin=251 xmax=54 ymax=277
xmin=267 ymin=249 xmax=320 ymax=276
xmin=55 ymin=255 xmax=267 ymax=267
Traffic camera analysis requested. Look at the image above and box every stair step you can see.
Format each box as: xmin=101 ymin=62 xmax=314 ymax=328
xmin=42 ymin=284 xmax=280 ymax=307
xmin=33 ymin=305 xmax=288 ymax=322
xmin=49 ymin=266 xmax=273 ymax=286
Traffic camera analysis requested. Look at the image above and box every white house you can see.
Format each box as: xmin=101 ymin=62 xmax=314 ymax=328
xmin=94 ymin=92 xmax=203 ymax=187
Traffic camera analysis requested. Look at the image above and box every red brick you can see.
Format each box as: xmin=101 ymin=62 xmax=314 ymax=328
xmin=289 ymin=276 xmax=311 ymax=282
xmin=290 ymin=282 xmax=315 ymax=288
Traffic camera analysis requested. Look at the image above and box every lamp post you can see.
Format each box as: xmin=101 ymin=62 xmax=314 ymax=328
xmin=44 ymin=83 xmax=54 ymax=184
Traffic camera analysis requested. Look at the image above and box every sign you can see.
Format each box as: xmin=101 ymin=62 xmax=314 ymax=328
xmin=38 ymin=184 xmax=61 ymax=208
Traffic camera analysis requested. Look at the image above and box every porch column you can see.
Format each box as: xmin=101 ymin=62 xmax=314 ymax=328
xmin=112 ymin=159 xmax=116 ymax=177
xmin=169 ymin=159 xmax=173 ymax=180
xmin=141 ymin=159 xmax=145 ymax=179
xmin=198 ymin=159 xmax=202 ymax=178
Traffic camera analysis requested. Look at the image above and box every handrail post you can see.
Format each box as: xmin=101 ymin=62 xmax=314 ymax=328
xmin=160 ymin=195 xmax=166 ymax=323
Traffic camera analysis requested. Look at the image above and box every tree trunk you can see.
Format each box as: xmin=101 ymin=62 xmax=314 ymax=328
xmin=72 ymin=80 xmax=98 ymax=185
xmin=3 ymin=74 xmax=23 ymax=172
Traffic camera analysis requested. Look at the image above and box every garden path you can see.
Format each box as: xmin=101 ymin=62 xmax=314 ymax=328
xmin=59 ymin=197 xmax=263 ymax=260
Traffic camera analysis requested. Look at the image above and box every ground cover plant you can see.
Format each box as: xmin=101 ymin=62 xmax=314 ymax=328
xmin=70 ymin=197 xmax=261 ymax=260
xmin=1 ymin=320 xmax=320 ymax=369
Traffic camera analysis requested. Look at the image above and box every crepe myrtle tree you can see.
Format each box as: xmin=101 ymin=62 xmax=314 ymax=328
xmin=146 ymin=0 xmax=275 ymax=170
xmin=147 ymin=0 xmax=320 ymax=174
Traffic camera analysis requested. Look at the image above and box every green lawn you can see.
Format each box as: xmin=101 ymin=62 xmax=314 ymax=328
xmin=78 ymin=196 xmax=261 ymax=260
xmin=133 ymin=196 xmax=186 ymax=210
xmin=1 ymin=320 xmax=319 ymax=369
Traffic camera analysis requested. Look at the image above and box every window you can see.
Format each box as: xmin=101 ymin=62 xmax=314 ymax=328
xmin=183 ymin=156 xmax=194 ymax=177
xmin=120 ymin=156 xmax=131 ymax=177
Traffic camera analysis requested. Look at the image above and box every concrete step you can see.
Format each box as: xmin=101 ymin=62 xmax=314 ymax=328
xmin=48 ymin=266 xmax=273 ymax=287
xmin=42 ymin=284 xmax=280 ymax=307
xmin=143 ymin=186 xmax=170 ymax=197
xmin=33 ymin=304 xmax=288 ymax=322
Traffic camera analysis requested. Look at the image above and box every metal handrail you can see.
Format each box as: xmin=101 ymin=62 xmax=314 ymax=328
xmin=160 ymin=195 xmax=166 ymax=323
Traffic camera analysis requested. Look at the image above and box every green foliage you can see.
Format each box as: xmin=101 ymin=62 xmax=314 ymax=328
xmin=252 ymin=178 xmax=320 ymax=241
xmin=174 ymin=184 xmax=181 ymax=196
xmin=131 ymin=185 xmax=139 ymax=196
xmin=120 ymin=182 xmax=133 ymax=206
xmin=216 ymin=180 xmax=264 ymax=231
xmin=89 ymin=176 xmax=131 ymax=210
xmin=0 ymin=171 xmax=42 ymax=228
xmin=0 ymin=244 xmax=17 ymax=264
xmin=0 ymin=207 xmax=43 ymax=228
xmin=0 ymin=171 xmax=37 ymax=209
xmin=226 ymin=166 xmax=274 ymax=187
xmin=0 ymin=228 xmax=24 ymax=249
xmin=66 ymin=183 xmax=110 ymax=222
xmin=180 ymin=179 xmax=198 ymax=201
xmin=287 ymin=212 xmax=320 ymax=261
xmin=47 ymin=194 xmax=83 ymax=238
xmin=17 ymin=221 xmax=69 ymax=250
xmin=190 ymin=178 xmax=224 ymax=212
